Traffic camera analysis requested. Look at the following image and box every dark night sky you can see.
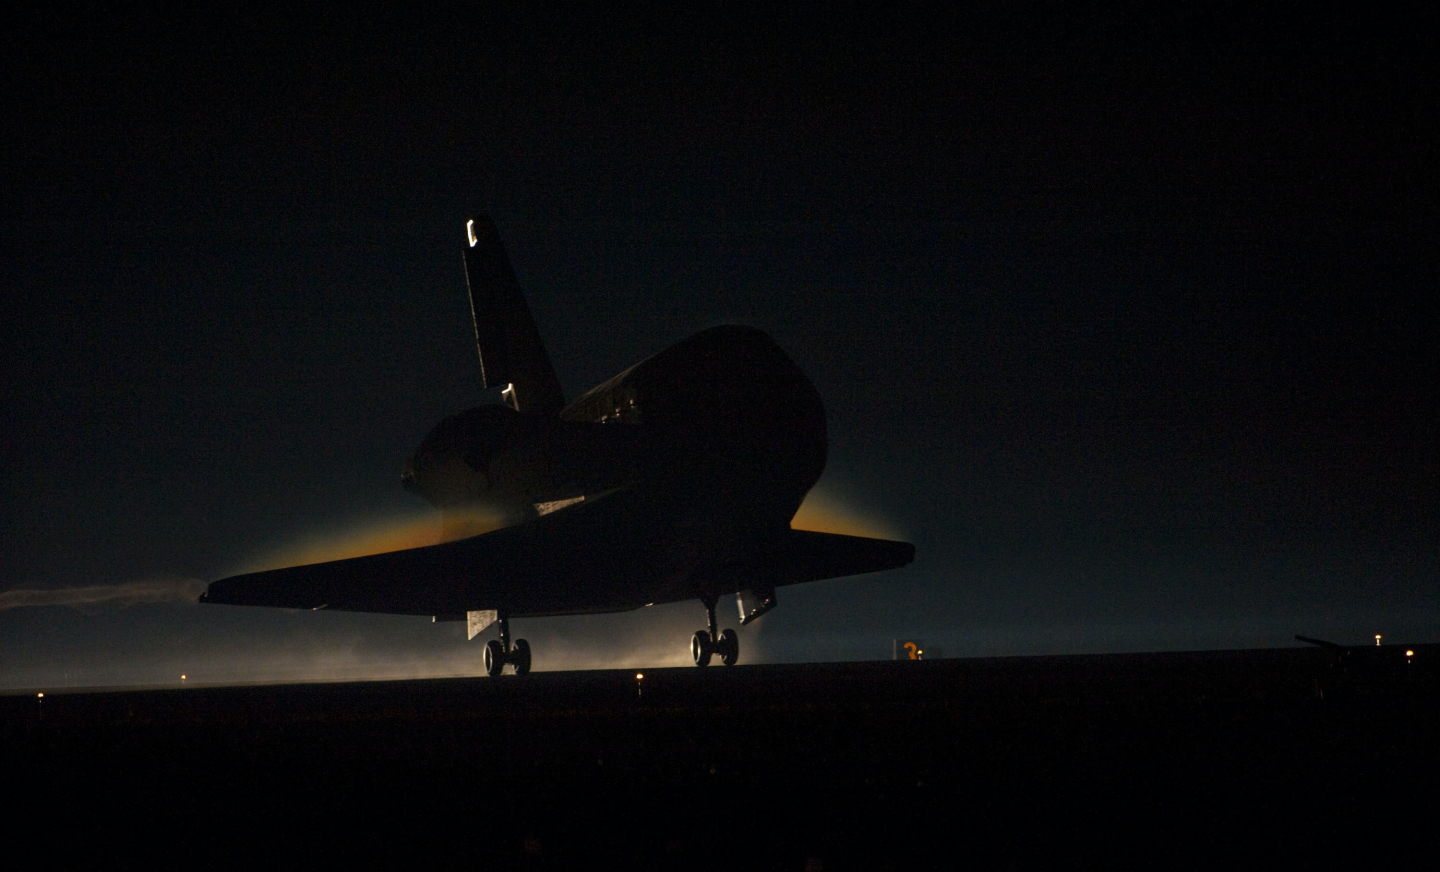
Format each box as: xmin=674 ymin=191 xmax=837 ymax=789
xmin=2 ymin=3 xmax=1436 ymax=686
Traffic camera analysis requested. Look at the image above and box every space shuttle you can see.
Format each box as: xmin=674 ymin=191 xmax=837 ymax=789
xmin=201 ymin=216 xmax=915 ymax=674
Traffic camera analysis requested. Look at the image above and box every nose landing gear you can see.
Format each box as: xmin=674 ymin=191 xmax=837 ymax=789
xmin=691 ymin=595 xmax=739 ymax=667
xmin=483 ymin=615 xmax=531 ymax=676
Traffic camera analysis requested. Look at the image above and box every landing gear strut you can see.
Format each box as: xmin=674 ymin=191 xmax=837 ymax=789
xmin=483 ymin=615 xmax=531 ymax=677
xmin=691 ymin=595 xmax=739 ymax=667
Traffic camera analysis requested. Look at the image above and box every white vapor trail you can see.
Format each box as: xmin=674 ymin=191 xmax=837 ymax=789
xmin=0 ymin=577 xmax=208 ymax=610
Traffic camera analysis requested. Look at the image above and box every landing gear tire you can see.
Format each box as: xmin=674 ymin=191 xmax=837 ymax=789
xmin=692 ymin=630 xmax=713 ymax=667
xmin=511 ymin=638 xmax=532 ymax=675
xmin=482 ymin=616 xmax=531 ymax=677
xmin=717 ymin=628 xmax=739 ymax=666
xmin=484 ymin=639 xmax=506 ymax=677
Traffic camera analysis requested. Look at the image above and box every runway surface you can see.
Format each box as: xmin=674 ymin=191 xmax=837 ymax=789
xmin=5 ymin=647 xmax=1436 ymax=868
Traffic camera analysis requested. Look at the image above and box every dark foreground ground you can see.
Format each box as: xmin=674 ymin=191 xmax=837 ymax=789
xmin=4 ymin=647 xmax=1438 ymax=869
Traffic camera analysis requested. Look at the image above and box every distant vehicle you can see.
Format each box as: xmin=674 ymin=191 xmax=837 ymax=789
xmin=1296 ymin=635 xmax=1425 ymax=667
xmin=201 ymin=216 xmax=915 ymax=674
xmin=1296 ymin=635 xmax=1432 ymax=694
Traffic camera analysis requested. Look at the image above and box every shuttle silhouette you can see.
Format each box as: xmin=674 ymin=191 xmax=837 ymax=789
xmin=201 ymin=216 xmax=915 ymax=673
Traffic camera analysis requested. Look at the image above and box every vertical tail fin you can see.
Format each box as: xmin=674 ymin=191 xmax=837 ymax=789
xmin=462 ymin=216 xmax=567 ymax=415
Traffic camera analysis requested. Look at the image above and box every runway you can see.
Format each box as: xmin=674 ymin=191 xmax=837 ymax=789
xmin=5 ymin=648 xmax=1436 ymax=868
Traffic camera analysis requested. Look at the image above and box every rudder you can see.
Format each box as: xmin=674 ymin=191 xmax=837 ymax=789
xmin=463 ymin=216 xmax=567 ymax=414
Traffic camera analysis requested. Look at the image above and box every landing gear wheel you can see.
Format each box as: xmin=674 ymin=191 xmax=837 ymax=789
xmin=717 ymin=628 xmax=739 ymax=666
xmin=484 ymin=639 xmax=506 ymax=677
xmin=511 ymin=638 xmax=532 ymax=675
xmin=691 ymin=630 xmax=713 ymax=667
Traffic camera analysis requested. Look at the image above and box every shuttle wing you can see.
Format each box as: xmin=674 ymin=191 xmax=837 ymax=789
xmin=201 ymin=489 xmax=660 ymax=618
xmin=766 ymin=529 xmax=916 ymax=586
xmin=201 ymin=494 xmax=916 ymax=620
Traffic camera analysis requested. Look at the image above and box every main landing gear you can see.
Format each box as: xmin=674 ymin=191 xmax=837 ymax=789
xmin=691 ymin=594 xmax=739 ymax=667
xmin=483 ymin=615 xmax=531 ymax=677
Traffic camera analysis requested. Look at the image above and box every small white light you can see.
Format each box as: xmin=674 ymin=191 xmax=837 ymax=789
xmin=466 ymin=219 xmax=478 ymax=248
xmin=636 ymin=673 xmax=644 ymax=680
xmin=180 ymin=674 xmax=187 ymax=681
xmin=37 ymin=692 xmax=44 ymax=699
xmin=1406 ymin=650 xmax=1414 ymax=657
